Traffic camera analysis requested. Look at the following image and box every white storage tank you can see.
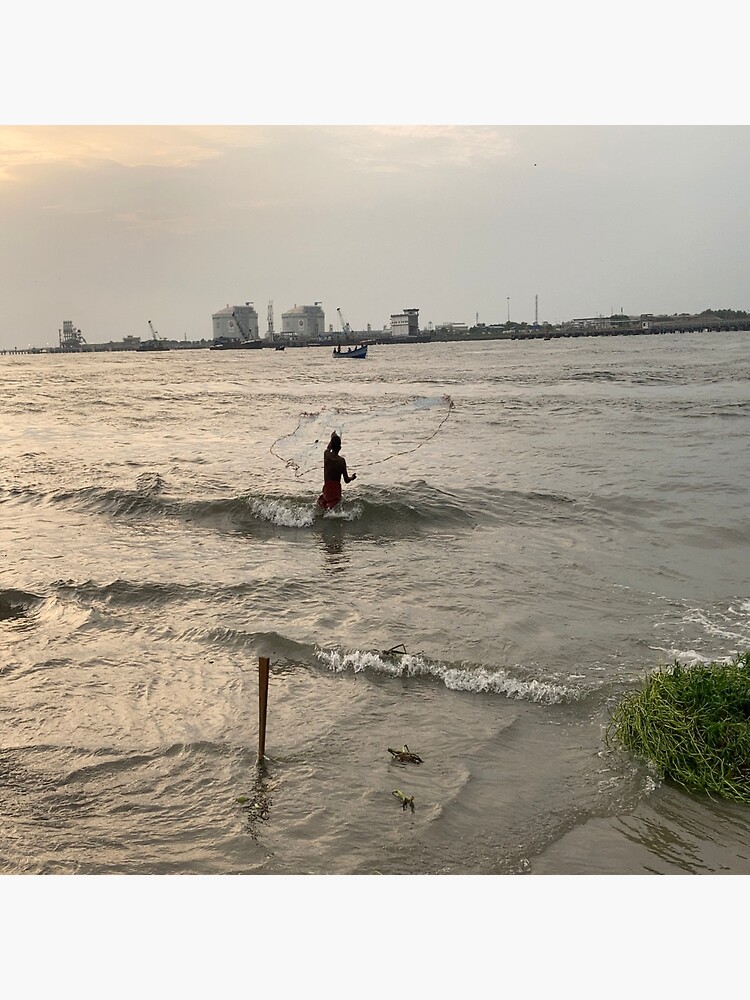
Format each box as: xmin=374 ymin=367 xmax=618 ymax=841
xmin=212 ymin=303 xmax=260 ymax=343
xmin=281 ymin=303 xmax=325 ymax=342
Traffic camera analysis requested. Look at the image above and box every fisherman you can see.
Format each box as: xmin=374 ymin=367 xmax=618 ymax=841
xmin=317 ymin=432 xmax=356 ymax=510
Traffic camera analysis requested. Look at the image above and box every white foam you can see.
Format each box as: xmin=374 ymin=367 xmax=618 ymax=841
xmin=661 ymin=648 xmax=738 ymax=668
xmin=321 ymin=502 xmax=362 ymax=522
xmin=681 ymin=605 xmax=750 ymax=645
xmin=315 ymin=648 xmax=578 ymax=704
xmin=442 ymin=665 xmax=572 ymax=703
xmin=249 ymin=498 xmax=315 ymax=528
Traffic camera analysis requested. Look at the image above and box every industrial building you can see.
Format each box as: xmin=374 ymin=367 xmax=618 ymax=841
xmin=390 ymin=308 xmax=420 ymax=338
xmin=59 ymin=320 xmax=86 ymax=350
xmin=281 ymin=303 xmax=326 ymax=342
xmin=211 ymin=303 xmax=260 ymax=345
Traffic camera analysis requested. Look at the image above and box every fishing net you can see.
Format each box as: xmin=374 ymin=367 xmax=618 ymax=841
xmin=270 ymin=394 xmax=454 ymax=479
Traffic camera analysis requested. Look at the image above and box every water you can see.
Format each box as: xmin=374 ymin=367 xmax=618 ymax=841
xmin=2 ymin=332 xmax=750 ymax=874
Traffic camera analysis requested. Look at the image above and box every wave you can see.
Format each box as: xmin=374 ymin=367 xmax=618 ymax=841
xmin=2 ymin=480 xmax=477 ymax=535
xmin=54 ymin=578 xmax=200 ymax=608
xmin=191 ymin=485 xmax=474 ymax=533
xmin=702 ymin=402 xmax=750 ymax=419
xmin=0 ymin=579 xmax=631 ymax=709
xmin=13 ymin=581 xmax=600 ymax=706
xmin=565 ymin=370 xmax=622 ymax=383
xmin=153 ymin=623 xmax=605 ymax=704
xmin=0 ymin=588 xmax=97 ymax=642
xmin=4 ymin=478 xmax=661 ymax=538
xmin=315 ymin=647 xmax=591 ymax=704
xmin=5 ymin=476 xmax=688 ymax=538
xmin=170 ymin=624 xmax=311 ymax=662
xmin=0 ymin=587 xmax=43 ymax=622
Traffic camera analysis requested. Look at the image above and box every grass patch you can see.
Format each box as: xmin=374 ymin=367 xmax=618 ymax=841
xmin=606 ymin=652 xmax=750 ymax=803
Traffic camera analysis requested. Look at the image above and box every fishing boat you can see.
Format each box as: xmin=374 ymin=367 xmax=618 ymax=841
xmin=333 ymin=343 xmax=368 ymax=359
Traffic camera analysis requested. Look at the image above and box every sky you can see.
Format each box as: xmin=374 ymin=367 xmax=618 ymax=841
xmin=1 ymin=4 xmax=747 ymax=351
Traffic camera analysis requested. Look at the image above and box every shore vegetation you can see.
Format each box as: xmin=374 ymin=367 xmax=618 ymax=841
xmin=607 ymin=652 xmax=750 ymax=804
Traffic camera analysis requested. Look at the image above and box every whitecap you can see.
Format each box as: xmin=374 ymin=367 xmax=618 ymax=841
xmin=315 ymin=648 xmax=581 ymax=704
xmin=249 ymin=498 xmax=315 ymax=528
xmin=662 ymin=648 xmax=737 ymax=668
xmin=321 ymin=502 xmax=362 ymax=522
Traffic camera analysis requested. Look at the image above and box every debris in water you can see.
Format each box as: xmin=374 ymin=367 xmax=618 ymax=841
xmin=382 ymin=643 xmax=407 ymax=658
xmin=392 ymin=789 xmax=415 ymax=812
xmin=388 ymin=744 xmax=423 ymax=764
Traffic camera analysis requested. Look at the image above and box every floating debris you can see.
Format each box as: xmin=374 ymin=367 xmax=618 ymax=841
xmin=388 ymin=744 xmax=423 ymax=764
xmin=382 ymin=643 xmax=407 ymax=658
xmin=392 ymin=789 xmax=415 ymax=812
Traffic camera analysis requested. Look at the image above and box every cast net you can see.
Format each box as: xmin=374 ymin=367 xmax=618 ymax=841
xmin=270 ymin=394 xmax=454 ymax=480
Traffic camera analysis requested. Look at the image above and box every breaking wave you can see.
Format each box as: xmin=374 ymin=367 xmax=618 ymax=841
xmin=2 ymin=481 xmax=477 ymax=534
xmin=315 ymin=647 xmax=590 ymax=704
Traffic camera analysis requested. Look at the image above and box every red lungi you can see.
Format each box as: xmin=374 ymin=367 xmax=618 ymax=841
xmin=317 ymin=481 xmax=342 ymax=510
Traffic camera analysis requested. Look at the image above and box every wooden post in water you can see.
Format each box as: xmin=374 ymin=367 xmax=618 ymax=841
xmin=258 ymin=656 xmax=270 ymax=760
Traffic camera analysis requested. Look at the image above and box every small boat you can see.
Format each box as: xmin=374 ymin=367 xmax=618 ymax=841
xmin=333 ymin=343 xmax=368 ymax=359
xmin=275 ymin=344 xmax=285 ymax=351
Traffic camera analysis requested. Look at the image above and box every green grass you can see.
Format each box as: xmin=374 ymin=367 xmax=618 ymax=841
xmin=607 ymin=652 xmax=750 ymax=803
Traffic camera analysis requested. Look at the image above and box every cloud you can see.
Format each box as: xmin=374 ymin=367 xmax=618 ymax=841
xmin=0 ymin=125 xmax=519 ymax=190
xmin=331 ymin=125 xmax=518 ymax=172
xmin=0 ymin=126 xmax=271 ymax=181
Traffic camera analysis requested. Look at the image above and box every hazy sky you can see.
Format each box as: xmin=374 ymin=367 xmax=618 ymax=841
xmin=2 ymin=5 xmax=747 ymax=351
xmin=2 ymin=124 xmax=748 ymax=350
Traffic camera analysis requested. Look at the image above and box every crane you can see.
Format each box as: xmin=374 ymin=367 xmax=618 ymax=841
xmin=140 ymin=319 xmax=169 ymax=351
xmin=337 ymin=307 xmax=351 ymax=335
xmin=231 ymin=311 xmax=250 ymax=342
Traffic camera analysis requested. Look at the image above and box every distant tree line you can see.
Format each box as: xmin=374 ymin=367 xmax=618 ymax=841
xmin=610 ymin=309 xmax=750 ymax=322
xmin=698 ymin=308 xmax=750 ymax=319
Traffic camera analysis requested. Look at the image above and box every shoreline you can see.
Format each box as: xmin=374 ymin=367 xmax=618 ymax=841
xmin=3 ymin=321 xmax=748 ymax=356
